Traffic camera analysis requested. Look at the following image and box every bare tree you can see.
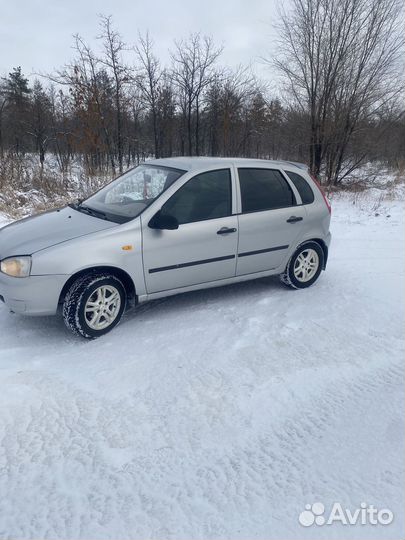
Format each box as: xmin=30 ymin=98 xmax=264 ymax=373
xmin=135 ymin=32 xmax=162 ymax=158
xmin=171 ymin=33 xmax=222 ymax=155
xmin=98 ymin=15 xmax=132 ymax=173
xmin=205 ymin=66 xmax=256 ymax=156
xmin=0 ymin=82 xmax=7 ymax=158
xmin=48 ymin=86 xmax=74 ymax=173
xmin=272 ymin=0 xmax=404 ymax=183
xmin=51 ymin=33 xmax=117 ymax=172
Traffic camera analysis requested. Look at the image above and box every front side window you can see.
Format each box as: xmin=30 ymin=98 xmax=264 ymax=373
xmin=78 ymin=164 xmax=185 ymax=223
xmin=161 ymin=169 xmax=232 ymax=225
xmin=238 ymin=168 xmax=296 ymax=213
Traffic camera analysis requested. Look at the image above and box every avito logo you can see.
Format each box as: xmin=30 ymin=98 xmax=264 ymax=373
xmin=299 ymin=502 xmax=394 ymax=527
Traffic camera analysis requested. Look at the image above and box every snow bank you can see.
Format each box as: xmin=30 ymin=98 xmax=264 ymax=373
xmin=0 ymin=213 xmax=10 ymax=228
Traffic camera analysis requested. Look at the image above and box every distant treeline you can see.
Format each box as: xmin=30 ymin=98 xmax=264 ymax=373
xmin=0 ymin=2 xmax=404 ymax=185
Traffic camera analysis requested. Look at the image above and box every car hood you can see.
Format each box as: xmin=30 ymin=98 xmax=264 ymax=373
xmin=0 ymin=206 xmax=118 ymax=258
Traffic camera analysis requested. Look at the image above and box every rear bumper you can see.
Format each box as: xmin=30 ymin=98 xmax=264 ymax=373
xmin=0 ymin=273 xmax=67 ymax=315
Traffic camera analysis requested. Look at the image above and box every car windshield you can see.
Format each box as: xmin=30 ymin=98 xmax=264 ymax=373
xmin=76 ymin=164 xmax=185 ymax=224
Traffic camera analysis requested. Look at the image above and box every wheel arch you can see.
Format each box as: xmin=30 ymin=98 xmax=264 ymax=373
xmin=295 ymin=238 xmax=328 ymax=269
xmin=309 ymin=238 xmax=328 ymax=269
xmin=59 ymin=266 xmax=137 ymax=308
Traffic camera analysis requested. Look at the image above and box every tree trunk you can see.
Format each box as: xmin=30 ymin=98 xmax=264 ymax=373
xmin=187 ymin=100 xmax=192 ymax=155
xmin=195 ymin=96 xmax=200 ymax=156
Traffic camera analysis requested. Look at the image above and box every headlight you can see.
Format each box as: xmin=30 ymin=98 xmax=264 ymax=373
xmin=0 ymin=256 xmax=32 ymax=278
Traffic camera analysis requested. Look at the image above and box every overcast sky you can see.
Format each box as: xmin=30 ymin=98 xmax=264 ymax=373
xmin=0 ymin=0 xmax=280 ymax=82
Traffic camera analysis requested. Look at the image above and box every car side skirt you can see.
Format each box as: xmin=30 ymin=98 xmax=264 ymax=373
xmin=138 ymin=265 xmax=283 ymax=303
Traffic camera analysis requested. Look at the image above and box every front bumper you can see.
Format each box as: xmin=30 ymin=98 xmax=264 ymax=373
xmin=0 ymin=272 xmax=68 ymax=315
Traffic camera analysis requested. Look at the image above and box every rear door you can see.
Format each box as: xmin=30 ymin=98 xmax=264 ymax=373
xmin=142 ymin=168 xmax=238 ymax=293
xmin=236 ymin=167 xmax=306 ymax=276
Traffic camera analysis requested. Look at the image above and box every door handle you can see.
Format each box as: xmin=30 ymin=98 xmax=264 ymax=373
xmin=286 ymin=216 xmax=303 ymax=223
xmin=217 ymin=227 xmax=237 ymax=235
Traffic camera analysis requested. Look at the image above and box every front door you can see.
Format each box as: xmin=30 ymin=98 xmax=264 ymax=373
xmin=236 ymin=167 xmax=306 ymax=276
xmin=142 ymin=168 xmax=238 ymax=293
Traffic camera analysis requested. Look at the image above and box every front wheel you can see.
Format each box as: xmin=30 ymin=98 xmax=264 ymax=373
xmin=63 ymin=273 xmax=127 ymax=339
xmin=280 ymin=241 xmax=324 ymax=289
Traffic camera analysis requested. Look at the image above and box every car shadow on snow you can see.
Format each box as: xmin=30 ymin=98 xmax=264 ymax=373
xmin=123 ymin=275 xmax=285 ymax=324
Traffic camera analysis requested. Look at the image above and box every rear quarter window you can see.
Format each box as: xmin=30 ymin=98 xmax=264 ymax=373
xmin=285 ymin=171 xmax=315 ymax=204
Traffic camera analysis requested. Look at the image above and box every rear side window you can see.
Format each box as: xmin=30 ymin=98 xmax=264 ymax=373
xmin=162 ymin=169 xmax=231 ymax=225
xmin=285 ymin=171 xmax=314 ymax=204
xmin=238 ymin=168 xmax=296 ymax=213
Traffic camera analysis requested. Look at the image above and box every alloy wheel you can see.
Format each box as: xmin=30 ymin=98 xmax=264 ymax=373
xmin=293 ymin=248 xmax=320 ymax=283
xmin=84 ymin=285 xmax=121 ymax=330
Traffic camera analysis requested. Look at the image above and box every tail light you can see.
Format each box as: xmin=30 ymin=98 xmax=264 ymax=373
xmin=310 ymin=173 xmax=331 ymax=214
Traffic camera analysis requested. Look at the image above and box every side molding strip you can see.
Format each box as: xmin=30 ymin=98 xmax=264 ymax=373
xmin=238 ymin=245 xmax=289 ymax=258
xmin=148 ymin=245 xmax=289 ymax=274
xmin=149 ymin=254 xmax=236 ymax=274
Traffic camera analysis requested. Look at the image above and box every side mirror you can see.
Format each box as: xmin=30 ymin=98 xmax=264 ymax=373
xmin=148 ymin=210 xmax=179 ymax=230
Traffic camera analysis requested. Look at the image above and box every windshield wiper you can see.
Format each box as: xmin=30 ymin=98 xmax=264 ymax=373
xmin=69 ymin=201 xmax=109 ymax=221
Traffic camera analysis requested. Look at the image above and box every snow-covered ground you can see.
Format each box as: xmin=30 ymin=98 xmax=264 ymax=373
xmin=0 ymin=188 xmax=404 ymax=539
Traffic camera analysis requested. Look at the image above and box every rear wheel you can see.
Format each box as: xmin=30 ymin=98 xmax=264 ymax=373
xmin=63 ymin=273 xmax=126 ymax=339
xmin=280 ymin=241 xmax=324 ymax=289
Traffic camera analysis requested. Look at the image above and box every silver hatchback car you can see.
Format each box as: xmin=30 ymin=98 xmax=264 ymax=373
xmin=0 ymin=157 xmax=331 ymax=338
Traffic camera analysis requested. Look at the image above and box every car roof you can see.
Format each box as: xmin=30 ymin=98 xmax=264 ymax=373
xmin=148 ymin=156 xmax=308 ymax=172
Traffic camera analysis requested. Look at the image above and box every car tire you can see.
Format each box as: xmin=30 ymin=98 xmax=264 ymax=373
xmin=280 ymin=241 xmax=324 ymax=289
xmin=63 ymin=273 xmax=127 ymax=339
